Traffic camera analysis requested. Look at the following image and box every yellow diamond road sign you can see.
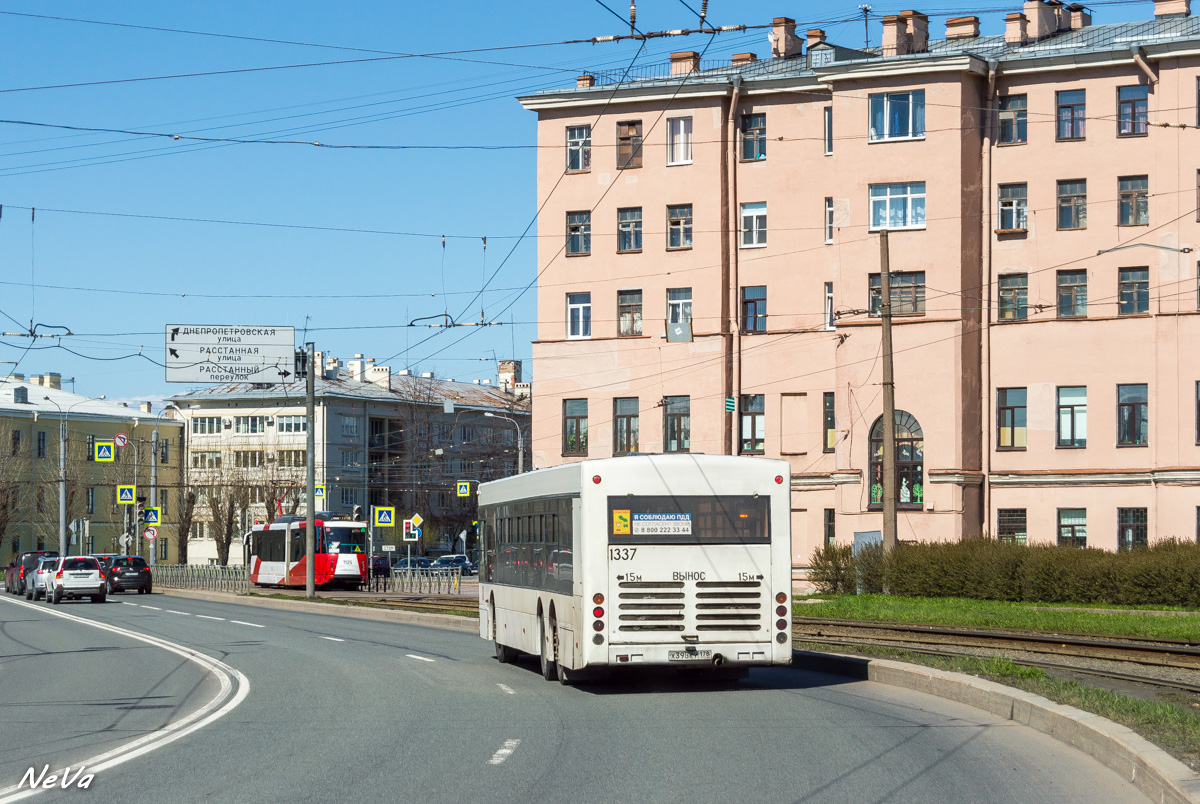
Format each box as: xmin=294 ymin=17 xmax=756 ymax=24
xmin=410 ymin=513 xmax=423 ymax=528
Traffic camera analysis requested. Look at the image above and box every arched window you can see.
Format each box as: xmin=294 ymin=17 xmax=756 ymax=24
xmin=869 ymin=411 xmax=924 ymax=509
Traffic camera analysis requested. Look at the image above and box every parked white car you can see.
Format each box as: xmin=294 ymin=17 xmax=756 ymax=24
xmin=45 ymin=556 xmax=106 ymax=604
xmin=24 ymin=557 xmax=58 ymax=601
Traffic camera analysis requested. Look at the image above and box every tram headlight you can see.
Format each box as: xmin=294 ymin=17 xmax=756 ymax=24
xmin=593 ymin=634 xmax=604 ymax=645
xmin=776 ymin=632 xmax=788 ymax=644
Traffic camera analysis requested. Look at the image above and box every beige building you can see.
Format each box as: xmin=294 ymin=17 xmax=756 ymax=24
xmin=0 ymin=374 xmax=185 ymax=564
xmin=520 ymin=0 xmax=1200 ymax=582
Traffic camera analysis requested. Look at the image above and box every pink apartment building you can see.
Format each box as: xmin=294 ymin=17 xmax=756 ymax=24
xmin=519 ymin=0 xmax=1200 ymax=584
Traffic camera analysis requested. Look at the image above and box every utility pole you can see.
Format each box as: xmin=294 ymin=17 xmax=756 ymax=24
xmin=880 ymin=230 xmax=898 ymax=555
xmin=859 ymin=4 xmax=872 ymax=49
xmin=57 ymin=415 xmax=67 ymax=556
xmin=305 ymin=342 xmax=316 ymax=598
xmin=150 ymin=428 xmax=158 ymax=567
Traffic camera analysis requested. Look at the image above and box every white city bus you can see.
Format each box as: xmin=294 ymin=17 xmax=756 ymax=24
xmin=478 ymin=454 xmax=793 ymax=683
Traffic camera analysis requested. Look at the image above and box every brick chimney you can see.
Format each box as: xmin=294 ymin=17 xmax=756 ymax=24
xmin=576 ymin=74 xmax=595 ymax=88
xmin=1065 ymin=3 xmax=1092 ymax=27
xmin=1024 ymin=0 xmax=1058 ymax=39
xmin=882 ymin=15 xmax=909 ymax=56
xmin=1005 ymin=12 xmax=1028 ymax=43
xmin=945 ymin=16 xmax=980 ymax=38
xmin=1155 ymin=0 xmax=1191 ymax=17
xmin=901 ymin=10 xmax=929 ymax=53
xmin=770 ymin=17 xmax=803 ymax=59
xmin=806 ymin=29 xmax=826 ymax=48
xmin=670 ymin=51 xmax=700 ymax=75
xmin=139 ymin=402 xmax=153 ymax=413
xmin=498 ymin=360 xmax=522 ymax=393
xmin=731 ymin=52 xmax=758 ymax=65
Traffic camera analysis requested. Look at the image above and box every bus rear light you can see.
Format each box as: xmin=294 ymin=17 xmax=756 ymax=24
xmin=776 ymin=632 xmax=788 ymax=644
xmin=592 ymin=593 xmax=604 ymax=605
xmin=776 ymin=605 xmax=787 ymax=617
xmin=775 ymin=475 xmax=784 ymax=484
xmin=775 ymin=592 xmax=788 ymax=604
xmin=593 ymin=634 xmax=604 ymax=645
xmin=593 ymin=606 xmax=604 ymax=618
xmin=776 ymin=619 xmax=788 ymax=630
xmin=617 ymin=654 xmax=629 ymax=663
xmin=592 ymin=475 xmax=601 ymax=484
xmin=592 ymin=620 xmax=604 ymax=632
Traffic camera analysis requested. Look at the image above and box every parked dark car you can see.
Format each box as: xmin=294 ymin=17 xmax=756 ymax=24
xmin=431 ymin=554 xmax=475 ymax=576
xmin=7 ymin=550 xmax=60 ymax=596
xmin=107 ymin=556 xmax=153 ymax=594
xmin=371 ymin=557 xmax=392 ymax=578
xmin=394 ymin=556 xmax=431 ymax=569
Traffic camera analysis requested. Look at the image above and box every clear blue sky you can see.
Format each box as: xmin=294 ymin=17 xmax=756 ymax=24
xmin=0 ymin=0 xmax=1153 ymax=403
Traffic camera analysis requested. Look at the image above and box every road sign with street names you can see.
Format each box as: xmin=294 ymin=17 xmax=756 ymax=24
xmin=117 ymin=485 xmax=136 ymax=504
xmin=143 ymin=526 xmax=158 ymax=541
xmin=456 ymin=481 xmax=470 ymax=497
xmin=373 ymin=507 xmax=395 ymax=527
xmin=165 ymin=325 xmax=296 ymax=384
xmin=94 ymin=442 xmax=114 ymax=462
xmin=143 ymin=507 xmax=161 ymax=525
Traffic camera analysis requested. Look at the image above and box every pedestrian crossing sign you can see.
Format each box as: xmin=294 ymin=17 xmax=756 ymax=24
xmin=373 ymin=507 xmax=395 ymax=527
xmin=117 ymin=485 xmax=136 ymax=504
xmin=456 ymin=481 xmax=470 ymax=497
xmin=143 ymin=506 xmax=161 ymax=525
xmin=95 ymin=441 xmax=115 ymax=462
xmin=314 ymin=485 xmax=325 ymax=499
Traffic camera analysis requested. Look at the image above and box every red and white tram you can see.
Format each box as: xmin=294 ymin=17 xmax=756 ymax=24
xmin=248 ymin=513 xmax=369 ymax=589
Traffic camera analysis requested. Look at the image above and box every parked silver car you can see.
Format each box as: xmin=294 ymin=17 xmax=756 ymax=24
xmin=24 ymin=557 xmax=58 ymax=601
xmin=45 ymin=556 xmax=106 ymax=604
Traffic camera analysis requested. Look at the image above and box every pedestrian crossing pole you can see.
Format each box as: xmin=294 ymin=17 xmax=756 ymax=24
xmin=305 ymin=342 xmax=316 ymax=598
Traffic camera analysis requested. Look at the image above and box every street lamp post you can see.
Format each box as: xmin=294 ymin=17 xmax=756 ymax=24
xmin=484 ymin=412 xmax=524 ymax=474
xmin=150 ymin=404 xmax=180 ymax=567
xmin=42 ymin=394 xmax=105 ymax=556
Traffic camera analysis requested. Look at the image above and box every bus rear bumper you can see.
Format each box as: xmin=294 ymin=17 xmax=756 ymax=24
xmin=603 ymin=643 xmax=792 ymax=668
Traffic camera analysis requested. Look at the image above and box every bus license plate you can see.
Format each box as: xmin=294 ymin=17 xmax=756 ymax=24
xmin=668 ymin=650 xmax=712 ymax=661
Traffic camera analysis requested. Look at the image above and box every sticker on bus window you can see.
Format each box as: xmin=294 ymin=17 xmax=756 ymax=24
xmin=612 ymin=509 xmax=631 ymax=535
xmin=632 ymin=513 xmax=693 ymax=536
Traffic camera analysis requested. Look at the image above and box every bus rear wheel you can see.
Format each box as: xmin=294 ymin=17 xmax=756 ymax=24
xmin=539 ymin=620 xmax=557 ymax=681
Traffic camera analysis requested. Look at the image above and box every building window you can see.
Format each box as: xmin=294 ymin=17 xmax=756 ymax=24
xmin=340 ymin=449 xmax=361 ymax=467
xmin=160 ymin=490 xmax=170 ymax=517
xmin=998 ymin=94 xmax=1027 ymax=144
xmin=340 ymin=415 xmax=358 ymax=437
xmin=566 ymin=124 xmax=591 ymax=172
xmin=341 ymin=487 xmax=358 ymax=507
xmin=617 ymin=120 xmax=642 ymax=169
xmin=666 ymin=117 xmax=692 ymax=165
xmin=158 ymin=538 xmax=169 ymax=561
xmin=997 ymin=509 xmax=1027 ymax=544
xmin=741 ymin=286 xmax=767 ymax=333
xmin=191 ymin=451 xmax=222 ymax=469
xmin=1118 ymin=268 xmax=1149 ymax=315
xmin=36 ymin=487 xmax=45 ymax=514
xmin=1057 ymin=180 xmax=1087 ymax=230
xmin=1118 ymin=508 xmax=1148 ymax=552
xmin=999 ymin=274 xmax=1028 ymax=321
xmin=1118 ymin=176 xmax=1149 ymax=226
xmin=868 ymin=411 xmax=923 ymax=509
xmin=868 ymin=90 xmax=925 ymax=140
xmin=36 ymin=431 xmax=46 ymax=459
xmin=824 ymin=197 xmax=834 ymax=244
xmin=869 ymin=182 xmax=926 ymax=230
xmin=86 ymin=487 xmax=95 ymax=515
xmin=566 ymin=211 xmax=591 ymax=255
xmin=613 ymin=398 xmax=639 ymax=456
xmin=998 ymin=183 xmax=1028 ymax=230
xmin=823 ymin=106 xmax=833 ymax=155
xmin=1057 ymin=270 xmax=1088 ymax=318
xmin=823 ymin=392 xmax=836 ymax=452
xmin=191 ymin=416 xmax=221 ymax=435
xmin=997 ymin=388 xmax=1027 ymax=450
xmin=869 ymin=272 xmax=926 ymax=316
xmin=667 ymin=204 xmax=693 ymax=249
xmin=618 ymin=290 xmax=643 ymax=337
xmin=822 ymin=509 xmax=836 ymax=546
xmin=1056 ymin=89 xmax=1086 ymax=140
xmin=277 ymin=415 xmax=307 ymax=433
xmin=278 ymin=449 xmax=306 ymax=467
xmin=667 ymin=288 xmax=692 ymax=325
xmin=1056 ymin=387 xmax=1087 ymax=448
xmin=1117 ymin=85 xmax=1148 ymax=137
xmin=567 ymin=293 xmax=591 ymax=339
xmin=160 ymin=437 xmax=170 ymax=465
xmin=740 ymin=202 xmax=767 ymax=247
xmin=233 ymin=416 xmax=263 ymax=434
xmin=824 ymin=282 xmax=835 ymax=330
xmin=663 ymin=396 xmax=690 ymax=453
xmin=617 ymin=207 xmax=642 ymax=253
xmin=739 ymin=394 xmax=765 ymax=454
xmin=563 ymin=399 xmax=588 ymax=456
xmin=1058 ymin=508 xmax=1087 ymax=548
xmin=234 ymin=450 xmax=264 ymax=468
xmin=85 ymin=435 xmax=95 ymax=461
xmin=740 ymin=113 xmax=766 ymax=160
xmin=1117 ymin=383 xmax=1148 ymax=446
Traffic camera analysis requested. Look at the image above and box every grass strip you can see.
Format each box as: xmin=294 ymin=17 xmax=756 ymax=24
xmin=796 ymin=640 xmax=1200 ymax=770
xmin=795 ymin=594 xmax=1200 ymax=641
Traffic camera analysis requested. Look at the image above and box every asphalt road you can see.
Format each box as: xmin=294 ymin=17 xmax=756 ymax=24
xmin=0 ymin=590 xmax=1149 ymax=803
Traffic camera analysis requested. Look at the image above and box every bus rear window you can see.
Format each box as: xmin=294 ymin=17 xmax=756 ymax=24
xmin=608 ymin=495 xmax=769 ymax=545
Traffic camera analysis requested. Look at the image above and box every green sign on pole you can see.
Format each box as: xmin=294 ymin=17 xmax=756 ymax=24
xmin=725 ymin=397 xmax=736 ymax=412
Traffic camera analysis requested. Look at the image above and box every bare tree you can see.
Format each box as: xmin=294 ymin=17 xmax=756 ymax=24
xmin=199 ymin=469 xmax=250 ymax=566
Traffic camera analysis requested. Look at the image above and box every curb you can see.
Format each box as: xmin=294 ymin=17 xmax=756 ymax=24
xmin=158 ymin=587 xmax=479 ymax=634
xmin=795 ymin=650 xmax=1200 ymax=804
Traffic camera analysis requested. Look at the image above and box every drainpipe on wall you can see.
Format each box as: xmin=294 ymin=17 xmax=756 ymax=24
xmin=981 ymin=60 xmax=998 ymax=537
xmin=725 ymin=75 xmax=743 ymax=457
xmin=1131 ymin=46 xmax=1158 ymax=85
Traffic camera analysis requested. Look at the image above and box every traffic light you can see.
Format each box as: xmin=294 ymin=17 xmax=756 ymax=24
xmin=294 ymin=349 xmax=308 ymax=380
xmin=353 ymin=505 xmax=364 ymax=522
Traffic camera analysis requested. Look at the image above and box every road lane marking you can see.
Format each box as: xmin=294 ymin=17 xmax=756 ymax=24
xmin=321 ymin=636 xmax=344 ymax=642
xmin=0 ymin=596 xmax=249 ymax=803
xmin=487 ymin=739 xmax=520 ymax=765
xmin=166 ymin=610 xmax=191 ymax=616
xmin=140 ymin=605 xmax=161 ymax=610
xmin=230 ymin=620 xmax=264 ymax=628
xmin=497 ymin=684 xmax=515 ymax=695
xmin=121 ymin=602 xmax=137 ymax=607
xmin=195 ymin=615 xmax=224 ymax=621
xmin=406 ymin=654 xmax=435 ymax=663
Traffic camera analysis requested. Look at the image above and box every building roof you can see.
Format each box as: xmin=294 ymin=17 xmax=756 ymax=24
xmin=0 ymin=378 xmax=183 ymax=425
xmin=168 ymin=369 xmax=531 ymax=414
xmin=520 ymin=14 xmax=1200 ymax=101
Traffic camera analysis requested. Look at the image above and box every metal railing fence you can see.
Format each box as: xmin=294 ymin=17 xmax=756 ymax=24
xmin=368 ymin=568 xmax=463 ymax=595
xmin=154 ymin=564 xmax=249 ymax=594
